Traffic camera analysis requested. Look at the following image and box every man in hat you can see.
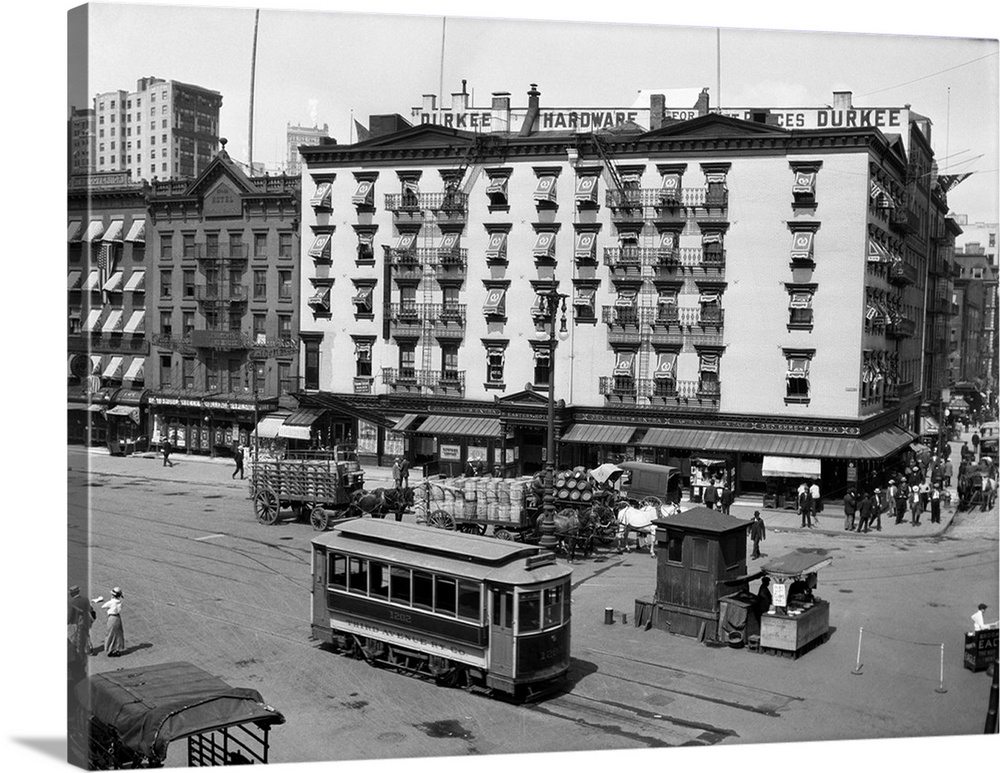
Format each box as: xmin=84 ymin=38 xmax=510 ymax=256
xmin=747 ymin=510 xmax=766 ymax=559
xmin=930 ymin=483 xmax=943 ymax=524
xmin=843 ymin=488 xmax=857 ymax=531
xmin=971 ymin=603 xmax=998 ymax=631
xmin=870 ymin=488 xmax=884 ymax=531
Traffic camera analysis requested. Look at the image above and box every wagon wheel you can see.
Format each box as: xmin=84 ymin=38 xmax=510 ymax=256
xmin=458 ymin=522 xmax=487 ymax=536
xmin=493 ymin=527 xmax=513 ymax=541
xmin=427 ymin=510 xmax=457 ymax=530
xmin=640 ymin=496 xmax=663 ymax=509
xmin=310 ymin=506 xmax=330 ymax=531
xmin=254 ymin=486 xmax=280 ymax=525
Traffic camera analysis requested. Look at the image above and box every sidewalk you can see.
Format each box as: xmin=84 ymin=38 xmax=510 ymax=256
xmin=75 ymin=445 xmax=962 ymax=538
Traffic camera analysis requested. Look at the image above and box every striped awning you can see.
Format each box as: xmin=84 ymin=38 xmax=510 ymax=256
xmin=641 ymin=425 xmax=915 ymax=460
xmin=392 ymin=414 xmax=421 ymax=432
xmin=252 ymin=412 xmax=292 ymax=439
xmin=415 ymin=415 xmax=501 ymax=438
xmin=561 ymin=424 xmax=637 ymax=445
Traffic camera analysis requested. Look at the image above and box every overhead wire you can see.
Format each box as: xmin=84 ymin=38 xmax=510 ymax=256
xmin=857 ymin=50 xmax=998 ymax=98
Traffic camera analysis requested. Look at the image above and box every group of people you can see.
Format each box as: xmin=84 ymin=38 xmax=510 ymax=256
xmin=68 ymin=585 xmax=126 ymax=667
xmin=391 ymin=456 xmax=410 ymax=490
xmin=842 ymin=463 xmax=950 ymax=533
xmin=795 ymin=480 xmax=823 ymax=528
xmin=701 ymin=476 xmax=735 ymax=514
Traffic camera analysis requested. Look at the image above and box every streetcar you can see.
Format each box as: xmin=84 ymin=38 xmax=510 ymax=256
xmin=310 ymin=518 xmax=572 ymax=700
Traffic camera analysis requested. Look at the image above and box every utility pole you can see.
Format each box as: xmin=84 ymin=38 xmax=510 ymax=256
xmin=248 ymin=9 xmax=260 ymax=171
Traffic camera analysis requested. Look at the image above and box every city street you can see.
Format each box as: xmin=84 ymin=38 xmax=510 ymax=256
xmin=68 ymin=443 xmax=998 ymax=766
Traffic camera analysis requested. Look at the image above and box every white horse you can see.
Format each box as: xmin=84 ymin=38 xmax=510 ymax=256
xmin=615 ymin=501 xmax=679 ymax=555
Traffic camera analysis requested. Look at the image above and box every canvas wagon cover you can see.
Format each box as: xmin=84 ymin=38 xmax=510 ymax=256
xmin=77 ymin=662 xmax=284 ymax=760
xmin=761 ymin=550 xmax=833 ymax=579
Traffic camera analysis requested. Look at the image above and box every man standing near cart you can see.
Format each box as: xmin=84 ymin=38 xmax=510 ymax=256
xmin=747 ymin=510 xmax=766 ymax=560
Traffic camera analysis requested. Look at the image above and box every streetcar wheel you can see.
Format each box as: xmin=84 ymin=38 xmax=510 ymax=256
xmin=254 ymin=487 xmax=280 ymax=525
xmin=493 ymin=528 xmax=513 ymax=540
xmin=310 ymin=506 xmax=330 ymax=531
xmin=427 ymin=510 xmax=456 ymax=530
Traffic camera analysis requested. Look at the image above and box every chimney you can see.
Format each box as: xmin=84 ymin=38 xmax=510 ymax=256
xmin=422 ymin=94 xmax=437 ymax=112
xmin=695 ymin=87 xmax=711 ymax=116
xmin=491 ymin=92 xmax=511 ymax=133
xmin=833 ymin=91 xmax=853 ymax=110
xmin=649 ymin=94 xmax=665 ymax=130
xmin=519 ymin=84 xmax=541 ymax=137
xmin=451 ymin=88 xmax=469 ymax=112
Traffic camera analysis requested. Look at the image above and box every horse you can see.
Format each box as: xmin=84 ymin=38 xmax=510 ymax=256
xmin=534 ymin=508 xmax=594 ymax=561
xmin=353 ymin=486 xmax=415 ymax=521
xmin=614 ymin=500 xmax=679 ymax=555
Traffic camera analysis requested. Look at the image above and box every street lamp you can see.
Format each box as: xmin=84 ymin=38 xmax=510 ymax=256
xmin=538 ymin=288 xmax=569 ymax=550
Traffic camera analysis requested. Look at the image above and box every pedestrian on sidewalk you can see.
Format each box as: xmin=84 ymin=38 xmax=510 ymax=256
xmin=809 ymin=479 xmax=822 ymax=521
xmin=943 ymin=459 xmax=953 ymax=488
xmin=747 ymin=510 xmax=766 ymax=559
xmin=232 ymin=444 xmax=244 ymax=480
xmin=910 ymin=487 xmax=922 ymax=526
xmin=100 ymin=587 xmax=126 ymax=657
xmin=720 ymin=482 xmax=734 ymax=515
xmin=919 ymin=480 xmax=931 ymax=512
xmin=857 ymin=491 xmax=872 ymax=533
xmin=870 ymin=488 xmax=884 ymax=531
xmin=843 ymin=489 xmax=857 ymax=531
xmin=162 ymin=438 xmax=173 ymax=467
xmin=930 ymin=484 xmax=942 ymax=523
xmin=894 ymin=479 xmax=908 ymax=524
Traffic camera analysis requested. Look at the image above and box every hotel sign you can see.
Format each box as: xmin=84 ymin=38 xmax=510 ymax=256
xmin=720 ymin=107 xmax=907 ymax=131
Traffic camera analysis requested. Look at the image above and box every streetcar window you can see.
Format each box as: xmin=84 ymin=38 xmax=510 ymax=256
xmin=490 ymin=589 xmax=514 ymax=628
xmin=347 ymin=557 xmax=368 ymax=595
xmin=412 ymin=571 xmax=433 ymax=611
xmin=561 ymin=582 xmax=571 ymax=623
xmin=370 ymin=562 xmax=389 ymax=599
xmin=435 ymin=576 xmax=457 ymax=617
xmin=543 ymin=586 xmax=562 ymax=628
xmin=328 ymin=553 xmax=347 ymax=590
xmin=457 ymin=580 xmax=481 ymax=622
xmin=519 ymin=591 xmax=541 ymax=633
xmin=390 ymin=567 xmax=411 ymax=606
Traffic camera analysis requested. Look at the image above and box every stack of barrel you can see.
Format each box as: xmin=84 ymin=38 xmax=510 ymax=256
xmin=529 ymin=467 xmax=595 ymax=506
xmin=423 ymin=477 xmax=534 ymax=524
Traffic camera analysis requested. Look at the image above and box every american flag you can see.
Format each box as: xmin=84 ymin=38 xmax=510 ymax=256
xmin=98 ymin=242 xmax=115 ymax=301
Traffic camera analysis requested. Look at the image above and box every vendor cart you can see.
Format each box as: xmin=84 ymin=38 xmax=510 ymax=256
xmin=70 ymin=661 xmax=285 ymax=769
xmin=757 ymin=551 xmax=833 ymax=659
xmin=248 ymin=444 xmax=365 ymax=527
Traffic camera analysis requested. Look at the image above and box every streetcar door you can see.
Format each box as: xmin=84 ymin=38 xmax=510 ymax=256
xmin=489 ymin=586 xmax=515 ymax=677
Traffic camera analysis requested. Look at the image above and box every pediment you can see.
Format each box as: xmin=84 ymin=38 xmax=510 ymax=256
xmin=643 ymin=113 xmax=789 ymax=140
xmin=357 ymin=123 xmax=478 ymax=150
xmin=184 ymin=152 xmax=257 ymax=200
xmin=496 ymin=388 xmax=550 ymax=406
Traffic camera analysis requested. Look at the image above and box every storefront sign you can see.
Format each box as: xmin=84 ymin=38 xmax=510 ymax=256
xmin=964 ymin=629 xmax=998 ymax=672
xmin=719 ymin=107 xmax=906 ymax=130
xmin=771 ymin=583 xmax=787 ymax=608
xmin=190 ymin=330 xmax=250 ymax=350
xmin=413 ymin=107 xmax=649 ymax=133
xmin=440 ymin=444 xmax=462 ymax=461
xmin=203 ymin=181 xmax=243 ymax=217
xmin=467 ymin=446 xmax=487 ymax=462
xmin=149 ymin=395 xmax=265 ymax=412
xmin=384 ymin=431 xmax=404 ymax=458
xmin=847 ymin=462 xmax=858 ymax=483
xmin=356 ymin=420 xmax=378 ymax=455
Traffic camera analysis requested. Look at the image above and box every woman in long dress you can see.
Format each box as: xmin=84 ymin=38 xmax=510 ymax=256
xmin=101 ymin=587 xmax=125 ymax=657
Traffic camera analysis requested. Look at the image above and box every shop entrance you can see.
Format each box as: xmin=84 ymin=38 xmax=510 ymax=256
xmin=518 ymin=427 xmax=545 ymax=475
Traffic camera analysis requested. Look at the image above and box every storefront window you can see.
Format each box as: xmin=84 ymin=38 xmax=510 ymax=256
xmin=356 ymin=420 xmax=378 ymax=455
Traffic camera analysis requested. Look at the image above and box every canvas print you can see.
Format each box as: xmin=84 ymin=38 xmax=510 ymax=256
xmin=64 ymin=2 xmax=999 ymax=770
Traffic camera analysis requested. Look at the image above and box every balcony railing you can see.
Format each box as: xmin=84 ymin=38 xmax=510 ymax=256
xmin=888 ymin=259 xmax=917 ymax=286
xmin=383 ymin=191 xmax=469 ymax=214
xmin=390 ymin=249 xmax=468 ymax=280
xmin=602 ymin=306 xmax=724 ymax=329
xmin=598 ymin=377 xmax=720 ymax=404
xmin=605 ymin=187 xmax=712 ymax=211
xmin=381 ymin=367 xmax=466 ymax=394
xmin=387 ymin=303 xmax=466 ymax=326
xmin=887 ymin=317 xmax=917 ymax=339
xmin=194 ymin=285 xmax=248 ymax=303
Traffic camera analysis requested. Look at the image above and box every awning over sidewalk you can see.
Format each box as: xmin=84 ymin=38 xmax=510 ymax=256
xmin=392 ymin=414 xmax=421 ymax=432
xmin=416 ymin=415 xmax=500 ymax=438
xmin=641 ymin=425 xmax=914 ymax=460
xmin=295 ymin=393 xmax=393 ymax=429
xmin=276 ymin=408 xmax=326 ymax=440
xmin=252 ymin=411 xmax=291 ymax=439
xmin=561 ymin=423 xmax=637 ymax=445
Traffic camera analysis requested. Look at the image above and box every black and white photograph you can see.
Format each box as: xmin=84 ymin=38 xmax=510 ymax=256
xmin=6 ymin=1 xmax=1000 ymax=772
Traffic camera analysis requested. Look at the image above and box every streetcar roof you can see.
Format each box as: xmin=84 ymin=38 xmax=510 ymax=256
xmin=312 ymin=519 xmax=572 ymax=584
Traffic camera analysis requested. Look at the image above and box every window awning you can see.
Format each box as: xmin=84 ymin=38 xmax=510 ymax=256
xmin=102 ymin=220 xmax=124 ymax=243
xmin=90 ymin=355 xmax=103 ymax=374
xmin=658 ymin=232 xmax=677 ymax=251
xmin=786 ymin=357 xmax=810 ymax=378
xmin=574 ymin=232 xmax=596 ymax=259
xmin=102 ymin=356 xmax=123 ymax=379
xmin=123 ymin=358 xmax=145 ymax=382
xmin=789 ymin=292 xmax=812 ymax=309
xmin=83 ymin=309 xmax=103 ymax=332
xmin=790 ymin=231 xmax=814 ymax=261
xmin=82 ymin=220 xmax=105 ymax=242
xmin=614 ymin=351 xmax=636 ymax=376
xmin=660 ymin=173 xmax=682 ymax=201
xmin=402 ymin=180 xmax=420 ymax=196
xmin=101 ymin=309 xmax=124 ymax=333
xmin=533 ymin=175 xmax=557 ymax=203
xmin=308 ymin=233 xmax=331 ymax=259
xmin=308 ymin=287 xmax=332 ymax=310
xmin=252 ymin=411 xmax=292 ymax=439
xmin=654 ymin=351 xmax=677 ymax=377
xmin=123 ymin=270 xmax=146 ymax=292
xmin=614 ymin=289 xmax=638 ymax=307
xmin=575 ymin=176 xmax=598 ymax=203
xmin=102 ymin=271 xmax=124 ymax=292
xmin=485 ymin=232 xmax=507 ymax=259
xmin=124 ymin=220 xmax=145 ymax=243
xmin=702 ymin=232 xmax=723 ymax=246
xmin=82 ymin=271 xmax=101 ymax=291
xmin=699 ymin=293 xmax=720 ymax=305
xmin=438 ymin=232 xmax=459 ymax=254
xmin=68 ymin=271 xmax=82 ymax=290
xmin=310 ymin=181 xmax=333 ymax=208
xmin=415 ymin=414 xmax=501 ymax=438
xmin=483 ymin=287 xmax=506 ymax=316
xmin=700 ymin=353 xmax=720 ymax=373
xmin=868 ymin=238 xmax=890 ymax=263
xmin=392 ymin=414 xmax=421 ymax=432
xmin=642 ymin=424 xmax=915 ymax=460
xmin=705 ymin=173 xmax=727 ymax=184
xmin=123 ymin=310 xmax=145 ymax=334
xmin=561 ymin=423 xmax=637 ymax=445
xmin=532 ymin=232 xmax=556 ymax=259
xmin=486 ymin=177 xmax=508 ymax=197
xmin=792 ymin=172 xmax=816 ymax=196
xmin=352 ymin=286 xmax=374 ymax=306
xmin=277 ymin=408 xmax=325 ymax=440
xmin=573 ymin=287 xmax=595 ymax=307
xmin=351 ymin=180 xmax=375 ymax=205
xmin=394 ymin=233 xmax=417 ymax=252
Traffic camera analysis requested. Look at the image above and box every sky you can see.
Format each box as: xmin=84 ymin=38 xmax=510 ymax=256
xmin=72 ymin=1 xmax=1000 ymax=225
xmin=0 ymin=3 xmax=997 ymax=773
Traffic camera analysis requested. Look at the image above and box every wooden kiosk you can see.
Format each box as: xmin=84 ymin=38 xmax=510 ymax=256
xmin=757 ymin=551 xmax=833 ymax=658
xmin=642 ymin=507 xmax=749 ymax=640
